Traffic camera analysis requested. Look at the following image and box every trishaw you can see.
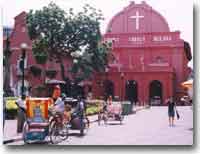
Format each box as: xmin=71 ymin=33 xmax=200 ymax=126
xmin=22 ymin=97 xmax=69 ymax=144
xmin=98 ymin=101 xmax=124 ymax=125
xmin=63 ymin=98 xmax=90 ymax=136
xmin=22 ymin=98 xmax=51 ymax=144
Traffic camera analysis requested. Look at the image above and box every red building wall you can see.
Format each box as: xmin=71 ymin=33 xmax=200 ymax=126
xmin=92 ymin=1 xmax=191 ymax=105
xmin=8 ymin=12 xmax=73 ymax=96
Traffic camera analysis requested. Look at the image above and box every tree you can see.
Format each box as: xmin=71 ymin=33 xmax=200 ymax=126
xmin=26 ymin=3 xmax=113 ymax=90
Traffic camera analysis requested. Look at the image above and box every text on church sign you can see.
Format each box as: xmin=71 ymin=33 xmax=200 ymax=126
xmin=152 ymin=35 xmax=172 ymax=42
xmin=105 ymin=34 xmax=173 ymax=44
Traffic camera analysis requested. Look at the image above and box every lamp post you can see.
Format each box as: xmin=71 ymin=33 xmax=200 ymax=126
xmin=20 ymin=43 xmax=28 ymax=99
xmin=120 ymin=72 xmax=124 ymax=103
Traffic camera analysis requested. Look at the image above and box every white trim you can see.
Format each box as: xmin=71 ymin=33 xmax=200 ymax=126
xmin=148 ymin=63 xmax=169 ymax=66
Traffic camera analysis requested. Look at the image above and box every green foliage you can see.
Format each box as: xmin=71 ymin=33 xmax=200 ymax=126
xmin=30 ymin=65 xmax=42 ymax=77
xmin=32 ymin=84 xmax=47 ymax=97
xmin=32 ymin=39 xmax=48 ymax=64
xmin=5 ymin=97 xmax=18 ymax=110
xmin=5 ymin=109 xmax=18 ymax=119
xmin=26 ymin=2 xmax=112 ymax=83
xmin=5 ymin=97 xmax=18 ymax=119
xmin=45 ymin=69 xmax=57 ymax=79
xmin=86 ymin=104 xmax=100 ymax=115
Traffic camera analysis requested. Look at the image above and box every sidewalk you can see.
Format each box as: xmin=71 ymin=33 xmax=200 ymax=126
xmin=3 ymin=120 xmax=22 ymax=144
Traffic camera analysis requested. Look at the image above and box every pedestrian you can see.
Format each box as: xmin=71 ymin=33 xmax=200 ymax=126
xmin=167 ymin=97 xmax=176 ymax=127
xmin=107 ymin=95 xmax=113 ymax=105
xmin=76 ymin=96 xmax=86 ymax=135
xmin=3 ymin=94 xmax=6 ymax=130
xmin=63 ymin=104 xmax=72 ymax=124
xmin=16 ymin=95 xmax=26 ymax=133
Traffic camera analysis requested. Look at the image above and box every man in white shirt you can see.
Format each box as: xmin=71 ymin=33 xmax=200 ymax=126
xmin=16 ymin=95 xmax=26 ymax=133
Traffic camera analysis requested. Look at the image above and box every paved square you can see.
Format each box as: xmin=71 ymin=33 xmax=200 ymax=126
xmin=4 ymin=106 xmax=193 ymax=145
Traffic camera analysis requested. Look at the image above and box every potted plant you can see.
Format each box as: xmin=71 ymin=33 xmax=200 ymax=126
xmin=45 ymin=69 xmax=57 ymax=79
xmin=29 ymin=65 xmax=42 ymax=77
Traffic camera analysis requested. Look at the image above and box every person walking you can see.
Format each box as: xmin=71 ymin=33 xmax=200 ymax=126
xmin=76 ymin=96 xmax=86 ymax=136
xmin=16 ymin=95 xmax=26 ymax=133
xmin=3 ymin=95 xmax=6 ymax=130
xmin=167 ymin=97 xmax=176 ymax=127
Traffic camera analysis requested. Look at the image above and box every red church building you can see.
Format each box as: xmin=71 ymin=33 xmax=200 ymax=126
xmin=92 ymin=1 xmax=192 ymax=105
xmin=5 ymin=1 xmax=191 ymax=105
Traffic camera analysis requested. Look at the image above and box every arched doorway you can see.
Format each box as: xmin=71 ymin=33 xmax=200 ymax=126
xmin=149 ymin=80 xmax=163 ymax=105
xmin=125 ymin=80 xmax=138 ymax=104
xmin=103 ymin=80 xmax=114 ymax=100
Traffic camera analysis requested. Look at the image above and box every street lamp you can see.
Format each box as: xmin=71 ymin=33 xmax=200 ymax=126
xmin=20 ymin=43 xmax=28 ymax=99
xmin=120 ymin=72 xmax=124 ymax=103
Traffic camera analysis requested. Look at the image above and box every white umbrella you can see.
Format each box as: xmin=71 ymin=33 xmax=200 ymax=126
xmin=45 ymin=79 xmax=66 ymax=84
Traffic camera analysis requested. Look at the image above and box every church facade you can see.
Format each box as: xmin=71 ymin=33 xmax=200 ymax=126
xmin=5 ymin=1 xmax=191 ymax=105
xmin=92 ymin=1 xmax=192 ymax=105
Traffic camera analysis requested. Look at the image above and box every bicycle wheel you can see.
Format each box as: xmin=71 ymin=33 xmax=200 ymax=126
xmin=84 ymin=117 xmax=90 ymax=133
xmin=22 ymin=122 xmax=29 ymax=144
xmin=60 ymin=123 xmax=69 ymax=141
xmin=103 ymin=113 xmax=108 ymax=125
xmin=98 ymin=113 xmax=101 ymax=126
xmin=49 ymin=121 xmax=63 ymax=144
xmin=119 ymin=114 xmax=124 ymax=125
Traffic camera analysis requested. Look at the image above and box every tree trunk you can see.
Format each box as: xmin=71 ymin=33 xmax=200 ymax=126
xmin=42 ymin=63 xmax=46 ymax=84
xmin=59 ymin=57 xmax=71 ymax=96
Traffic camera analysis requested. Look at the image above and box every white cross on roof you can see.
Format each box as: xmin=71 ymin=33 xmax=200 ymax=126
xmin=130 ymin=11 xmax=144 ymax=30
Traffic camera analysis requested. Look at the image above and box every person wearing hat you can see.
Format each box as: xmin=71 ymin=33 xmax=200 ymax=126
xmin=51 ymin=85 xmax=65 ymax=113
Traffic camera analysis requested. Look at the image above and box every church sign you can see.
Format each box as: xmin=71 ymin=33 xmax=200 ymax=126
xmin=105 ymin=34 xmax=176 ymax=45
xmin=152 ymin=35 xmax=172 ymax=42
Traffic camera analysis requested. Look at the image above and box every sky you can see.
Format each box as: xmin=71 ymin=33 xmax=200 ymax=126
xmin=0 ymin=0 xmax=193 ymax=67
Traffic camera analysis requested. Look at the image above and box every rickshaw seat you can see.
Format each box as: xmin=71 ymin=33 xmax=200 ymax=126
xmin=107 ymin=102 xmax=122 ymax=114
xmin=29 ymin=128 xmax=45 ymax=132
xmin=28 ymin=122 xmax=49 ymax=128
xmin=25 ymin=97 xmax=52 ymax=120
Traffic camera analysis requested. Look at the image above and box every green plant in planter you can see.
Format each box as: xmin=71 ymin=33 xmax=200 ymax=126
xmin=32 ymin=38 xmax=48 ymax=65
xmin=30 ymin=65 xmax=42 ymax=77
xmin=6 ymin=109 xmax=18 ymax=119
xmin=45 ymin=70 xmax=57 ymax=79
xmin=34 ymin=52 xmax=48 ymax=65
xmin=86 ymin=104 xmax=100 ymax=115
xmin=33 ymin=85 xmax=46 ymax=97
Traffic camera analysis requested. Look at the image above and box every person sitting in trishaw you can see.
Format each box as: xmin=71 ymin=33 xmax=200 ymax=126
xmin=49 ymin=85 xmax=71 ymax=126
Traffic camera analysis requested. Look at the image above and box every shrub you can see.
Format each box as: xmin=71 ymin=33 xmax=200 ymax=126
xmin=45 ymin=69 xmax=57 ymax=79
xmin=5 ymin=97 xmax=18 ymax=119
xmin=5 ymin=109 xmax=18 ymax=119
xmin=86 ymin=104 xmax=101 ymax=115
xmin=29 ymin=65 xmax=42 ymax=77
